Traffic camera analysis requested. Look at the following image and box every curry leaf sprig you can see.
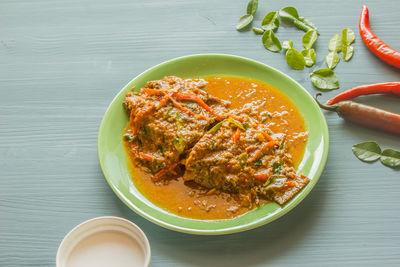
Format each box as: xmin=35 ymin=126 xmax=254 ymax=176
xmin=235 ymin=4 xmax=355 ymax=91
xmin=236 ymin=0 xmax=258 ymax=30
xmin=352 ymin=141 xmax=400 ymax=168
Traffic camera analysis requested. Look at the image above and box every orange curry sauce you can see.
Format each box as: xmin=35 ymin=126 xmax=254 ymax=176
xmin=124 ymin=75 xmax=308 ymax=220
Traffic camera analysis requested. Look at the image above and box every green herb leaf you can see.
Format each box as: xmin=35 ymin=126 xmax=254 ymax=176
xmin=261 ymin=11 xmax=280 ymax=31
xmin=301 ymin=48 xmax=316 ymax=67
xmin=227 ymin=118 xmax=246 ymax=130
xmin=282 ymin=40 xmax=293 ymax=50
xmin=252 ymin=27 xmax=264 ymax=34
xmin=352 ymin=141 xmax=382 ymax=162
xmin=236 ymin=14 xmax=254 ymax=31
xmin=342 ymin=28 xmax=355 ymax=45
xmin=302 ymin=30 xmax=318 ymax=49
xmin=326 ymin=51 xmax=340 ymax=69
xmin=238 ymin=152 xmax=248 ymax=169
xmin=175 ymin=112 xmax=183 ymax=131
xmin=173 ymin=136 xmax=185 ymax=153
xmin=293 ymin=19 xmax=314 ymax=33
xmin=246 ymin=0 xmax=258 ymax=15
xmin=207 ymin=120 xmax=224 ymax=133
xmin=328 ymin=33 xmax=343 ymax=52
xmin=380 ymin=149 xmax=400 ymax=168
xmin=342 ymin=45 xmax=354 ymax=61
xmin=272 ymin=160 xmax=283 ymax=174
xmin=279 ymin=6 xmax=299 ymax=21
xmin=298 ymin=16 xmax=319 ymax=34
xmin=285 ymin=48 xmax=306 ymax=70
xmin=262 ymin=30 xmax=282 ymax=52
xmin=310 ymin=68 xmax=339 ymax=90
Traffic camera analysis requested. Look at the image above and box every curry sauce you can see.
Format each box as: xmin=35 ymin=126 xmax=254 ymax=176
xmin=124 ymin=75 xmax=308 ymax=220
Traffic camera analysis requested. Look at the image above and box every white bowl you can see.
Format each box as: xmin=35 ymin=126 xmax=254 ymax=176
xmin=56 ymin=216 xmax=151 ymax=267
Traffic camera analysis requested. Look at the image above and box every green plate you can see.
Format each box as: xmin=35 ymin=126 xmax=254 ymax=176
xmin=98 ymin=54 xmax=329 ymax=235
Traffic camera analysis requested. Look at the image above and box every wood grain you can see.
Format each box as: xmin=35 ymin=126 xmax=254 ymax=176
xmin=0 ymin=0 xmax=399 ymax=266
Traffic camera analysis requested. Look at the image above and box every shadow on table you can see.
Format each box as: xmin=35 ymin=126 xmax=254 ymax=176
xmin=113 ymin=168 xmax=330 ymax=267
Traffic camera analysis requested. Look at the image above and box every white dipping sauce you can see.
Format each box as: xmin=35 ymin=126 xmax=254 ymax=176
xmin=66 ymin=230 xmax=145 ymax=267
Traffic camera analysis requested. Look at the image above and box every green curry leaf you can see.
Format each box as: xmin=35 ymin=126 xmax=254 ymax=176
xmin=302 ymin=30 xmax=318 ymax=49
xmin=301 ymin=48 xmax=316 ymax=67
xmin=328 ymin=33 xmax=343 ymax=52
xmin=236 ymin=14 xmax=254 ymax=31
xmin=279 ymin=6 xmax=299 ymax=21
xmin=326 ymin=51 xmax=340 ymax=69
xmin=298 ymin=16 xmax=319 ymax=34
xmin=342 ymin=28 xmax=355 ymax=45
xmin=380 ymin=149 xmax=400 ymax=168
xmin=252 ymin=27 xmax=264 ymax=34
xmin=310 ymin=68 xmax=339 ymax=90
xmin=282 ymin=40 xmax=293 ymax=50
xmin=262 ymin=30 xmax=282 ymax=52
xmin=342 ymin=45 xmax=354 ymax=61
xmin=285 ymin=48 xmax=305 ymax=70
xmin=246 ymin=0 xmax=258 ymax=15
xmin=352 ymin=141 xmax=382 ymax=162
xmin=261 ymin=11 xmax=280 ymax=31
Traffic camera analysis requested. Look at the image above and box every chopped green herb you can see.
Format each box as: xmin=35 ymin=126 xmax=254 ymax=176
xmin=123 ymin=133 xmax=136 ymax=142
xmin=238 ymin=152 xmax=248 ymax=169
xmin=173 ymin=136 xmax=185 ymax=153
xmin=207 ymin=120 xmax=225 ymax=133
xmin=227 ymin=118 xmax=246 ymax=130
xmin=253 ymin=158 xmax=262 ymax=166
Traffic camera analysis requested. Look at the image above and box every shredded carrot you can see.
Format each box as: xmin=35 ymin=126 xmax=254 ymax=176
xmin=249 ymin=140 xmax=277 ymax=163
xmin=129 ymin=109 xmax=136 ymax=129
xmin=172 ymin=101 xmax=196 ymax=116
xmin=285 ymin=181 xmax=295 ymax=187
xmin=132 ymin=104 xmax=155 ymax=134
xmin=261 ymin=131 xmax=274 ymax=141
xmin=300 ymin=174 xmax=307 ymax=179
xmin=253 ymin=173 xmax=269 ymax=181
xmin=241 ymin=106 xmax=251 ymax=112
xmin=139 ymin=152 xmax=154 ymax=161
xmin=246 ymin=146 xmax=257 ymax=153
xmin=230 ymin=115 xmax=244 ymax=122
xmin=140 ymin=88 xmax=165 ymax=95
xmin=232 ymin=128 xmax=241 ymax=143
xmin=153 ymin=162 xmax=179 ymax=182
xmin=176 ymin=93 xmax=220 ymax=118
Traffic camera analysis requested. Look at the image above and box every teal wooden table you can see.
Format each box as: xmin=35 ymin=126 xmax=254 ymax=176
xmin=1 ymin=0 xmax=399 ymax=266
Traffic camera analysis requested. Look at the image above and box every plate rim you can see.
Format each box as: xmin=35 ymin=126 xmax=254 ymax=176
xmin=98 ymin=53 xmax=329 ymax=235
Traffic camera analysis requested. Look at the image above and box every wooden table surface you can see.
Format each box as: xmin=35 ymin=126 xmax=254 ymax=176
xmin=1 ymin=0 xmax=399 ymax=266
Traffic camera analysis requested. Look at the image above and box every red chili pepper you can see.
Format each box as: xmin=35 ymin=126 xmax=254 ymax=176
xmin=359 ymin=5 xmax=400 ymax=68
xmin=325 ymin=82 xmax=400 ymax=105
xmin=315 ymin=93 xmax=400 ymax=135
